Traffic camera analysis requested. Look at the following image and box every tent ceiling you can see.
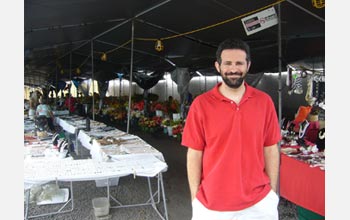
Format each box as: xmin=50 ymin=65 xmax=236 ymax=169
xmin=24 ymin=0 xmax=325 ymax=87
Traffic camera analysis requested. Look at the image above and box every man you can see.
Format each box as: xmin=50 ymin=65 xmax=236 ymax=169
xmin=181 ymin=38 xmax=281 ymax=220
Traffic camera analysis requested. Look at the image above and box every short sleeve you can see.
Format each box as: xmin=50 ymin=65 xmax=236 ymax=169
xmin=264 ymin=97 xmax=282 ymax=147
xmin=181 ymin=99 xmax=205 ymax=150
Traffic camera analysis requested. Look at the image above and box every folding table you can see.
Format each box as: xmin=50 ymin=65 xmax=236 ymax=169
xmin=25 ymin=116 xmax=169 ymax=220
xmin=24 ymin=155 xmax=168 ymax=220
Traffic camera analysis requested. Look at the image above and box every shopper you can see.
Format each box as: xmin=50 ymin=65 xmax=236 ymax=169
xmin=29 ymin=90 xmax=40 ymax=119
xmin=181 ymin=38 xmax=281 ymax=220
xmin=64 ymin=93 xmax=76 ymax=114
xmin=36 ymin=96 xmax=55 ymax=131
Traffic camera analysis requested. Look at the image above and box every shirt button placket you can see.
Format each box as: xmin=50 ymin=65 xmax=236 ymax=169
xmin=230 ymin=101 xmax=235 ymax=110
xmin=230 ymin=101 xmax=239 ymax=111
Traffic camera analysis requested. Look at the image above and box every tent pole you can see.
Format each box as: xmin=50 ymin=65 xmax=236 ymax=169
xmin=95 ymin=39 xmax=174 ymax=65
xmin=69 ymin=52 xmax=72 ymax=114
xmin=278 ymin=4 xmax=282 ymax=126
xmin=115 ymin=79 xmax=117 ymax=97
xmin=91 ymin=40 xmax=95 ymax=121
xmin=135 ymin=19 xmax=217 ymax=48
xmin=94 ymin=0 xmax=171 ymax=41
xmin=277 ymin=2 xmax=282 ymax=196
xmin=55 ymin=65 xmax=58 ymax=101
xmin=165 ymin=73 xmax=168 ymax=101
xmin=46 ymin=0 xmax=171 ymax=67
xmin=25 ymin=18 xmax=126 ymax=33
xmin=126 ymin=20 xmax=135 ymax=134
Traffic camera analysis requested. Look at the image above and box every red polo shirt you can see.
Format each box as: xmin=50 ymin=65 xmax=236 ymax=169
xmin=181 ymin=82 xmax=281 ymax=211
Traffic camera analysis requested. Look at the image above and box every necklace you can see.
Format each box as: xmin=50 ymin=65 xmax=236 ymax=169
xmin=298 ymin=120 xmax=310 ymax=139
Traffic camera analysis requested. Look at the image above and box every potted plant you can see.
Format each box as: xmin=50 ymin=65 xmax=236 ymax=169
xmin=172 ymin=123 xmax=184 ymax=140
xmin=138 ymin=116 xmax=162 ymax=133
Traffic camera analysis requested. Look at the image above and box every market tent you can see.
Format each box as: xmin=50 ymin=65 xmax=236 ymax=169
xmin=24 ymin=0 xmax=325 ymax=87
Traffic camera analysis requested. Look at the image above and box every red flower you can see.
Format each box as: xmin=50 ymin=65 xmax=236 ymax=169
xmin=172 ymin=124 xmax=184 ymax=135
xmin=155 ymin=103 xmax=163 ymax=110
xmin=133 ymin=101 xmax=144 ymax=111
xmin=152 ymin=116 xmax=163 ymax=126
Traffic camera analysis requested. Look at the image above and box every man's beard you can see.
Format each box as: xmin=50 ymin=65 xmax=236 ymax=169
xmin=221 ymin=72 xmax=246 ymax=89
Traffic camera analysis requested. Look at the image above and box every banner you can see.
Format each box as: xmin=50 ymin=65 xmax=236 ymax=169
xmin=241 ymin=7 xmax=278 ymax=36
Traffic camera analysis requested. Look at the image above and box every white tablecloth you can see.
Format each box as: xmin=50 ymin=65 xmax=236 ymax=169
xmin=51 ymin=116 xmax=167 ymax=185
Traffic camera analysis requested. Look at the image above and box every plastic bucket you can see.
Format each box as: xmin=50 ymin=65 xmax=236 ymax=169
xmin=92 ymin=197 xmax=110 ymax=217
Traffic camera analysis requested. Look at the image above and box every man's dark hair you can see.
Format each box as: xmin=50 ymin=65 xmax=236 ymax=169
xmin=216 ymin=38 xmax=251 ymax=64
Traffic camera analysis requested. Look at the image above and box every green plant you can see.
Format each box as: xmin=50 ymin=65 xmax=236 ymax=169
xmin=161 ymin=118 xmax=171 ymax=127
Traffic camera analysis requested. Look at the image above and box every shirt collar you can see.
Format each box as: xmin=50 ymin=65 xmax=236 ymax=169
xmin=210 ymin=81 xmax=255 ymax=102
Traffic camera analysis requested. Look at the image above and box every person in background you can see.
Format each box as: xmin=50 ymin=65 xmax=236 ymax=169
xmin=304 ymin=106 xmax=320 ymax=144
xmin=64 ymin=93 xmax=76 ymax=114
xmin=181 ymin=38 xmax=281 ymax=220
xmin=56 ymin=95 xmax=65 ymax=109
xmin=36 ymin=96 xmax=55 ymax=131
xmin=29 ymin=90 xmax=41 ymax=119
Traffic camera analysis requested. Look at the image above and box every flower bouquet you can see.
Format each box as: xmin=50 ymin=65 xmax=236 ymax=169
xmin=172 ymin=123 xmax=184 ymax=140
xmin=161 ymin=118 xmax=172 ymax=127
xmin=138 ymin=116 xmax=162 ymax=133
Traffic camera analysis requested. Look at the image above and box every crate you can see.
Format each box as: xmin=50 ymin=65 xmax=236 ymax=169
xmin=92 ymin=197 xmax=110 ymax=217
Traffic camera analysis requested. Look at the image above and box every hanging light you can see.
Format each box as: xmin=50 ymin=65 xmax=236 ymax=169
xmin=76 ymin=68 xmax=81 ymax=75
xmin=60 ymin=69 xmax=64 ymax=74
xmin=101 ymin=52 xmax=107 ymax=61
xmin=155 ymin=39 xmax=164 ymax=52
xmin=312 ymin=0 xmax=325 ymax=8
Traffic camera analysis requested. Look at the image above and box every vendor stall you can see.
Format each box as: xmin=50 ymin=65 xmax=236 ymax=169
xmin=279 ymin=103 xmax=325 ymax=219
xmin=280 ymin=151 xmax=325 ymax=216
xmin=24 ymin=117 xmax=169 ymax=220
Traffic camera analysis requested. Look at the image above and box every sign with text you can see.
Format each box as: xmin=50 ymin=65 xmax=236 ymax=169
xmin=241 ymin=7 xmax=278 ymax=36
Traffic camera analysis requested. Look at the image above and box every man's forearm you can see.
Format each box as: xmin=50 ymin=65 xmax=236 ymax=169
xmin=264 ymin=144 xmax=280 ymax=192
xmin=187 ymin=148 xmax=203 ymax=201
